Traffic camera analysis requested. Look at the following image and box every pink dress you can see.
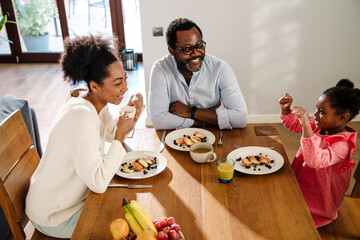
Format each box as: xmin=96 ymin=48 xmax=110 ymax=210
xmin=280 ymin=113 xmax=357 ymax=228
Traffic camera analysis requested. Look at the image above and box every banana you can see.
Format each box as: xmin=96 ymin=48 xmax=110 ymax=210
xmin=123 ymin=205 xmax=143 ymax=236
xmin=129 ymin=200 xmax=153 ymax=224
xmin=126 ymin=203 xmax=158 ymax=236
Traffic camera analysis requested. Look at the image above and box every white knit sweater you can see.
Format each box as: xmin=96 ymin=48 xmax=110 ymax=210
xmin=25 ymin=96 xmax=126 ymax=227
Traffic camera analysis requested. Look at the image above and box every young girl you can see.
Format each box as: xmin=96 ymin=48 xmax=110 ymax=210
xmin=279 ymin=79 xmax=360 ymax=228
xmin=25 ymin=35 xmax=143 ymax=238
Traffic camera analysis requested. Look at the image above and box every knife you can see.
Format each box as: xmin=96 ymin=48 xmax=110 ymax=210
xmin=108 ymin=183 xmax=152 ymax=189
xmin=159 ymin=130 xmax=166 ymax=153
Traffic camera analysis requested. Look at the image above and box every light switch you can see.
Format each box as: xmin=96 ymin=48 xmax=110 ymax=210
xmin=152 ymin=27 xmax=163 ymax=37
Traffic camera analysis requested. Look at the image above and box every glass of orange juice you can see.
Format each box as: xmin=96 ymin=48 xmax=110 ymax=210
xmin=217 ymin=159 xmax=235 ymax=183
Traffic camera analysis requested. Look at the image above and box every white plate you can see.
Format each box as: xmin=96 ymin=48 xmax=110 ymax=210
xmin=165 ymin=128 xmax=216 ymax=152
xmin=180 ymin=231 xmax=185 ymax=239
xmin=227 ymin=146 xmax=284 ymax=175
xmin=116 ymin=151 xmax=167 ymax=179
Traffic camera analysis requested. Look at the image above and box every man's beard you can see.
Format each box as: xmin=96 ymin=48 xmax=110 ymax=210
xmin=184 ymin=56 xmax=203 ymax=72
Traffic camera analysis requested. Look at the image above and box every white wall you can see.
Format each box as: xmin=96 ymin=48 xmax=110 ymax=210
xmin=139 ymin=0 xmax=360 ymax=123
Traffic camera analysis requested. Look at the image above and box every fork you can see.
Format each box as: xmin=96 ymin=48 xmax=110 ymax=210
xmin=217 ymin=130 xmax=223 ymax=146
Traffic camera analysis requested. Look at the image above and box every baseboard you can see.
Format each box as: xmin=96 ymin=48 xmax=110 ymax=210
xmin=247 ymin=114 xmax=282 ymax=123
xmin=247 ymin=114 xmax=360 ymax=124
xmin=145 ymin=114 xmax=360 ymax=127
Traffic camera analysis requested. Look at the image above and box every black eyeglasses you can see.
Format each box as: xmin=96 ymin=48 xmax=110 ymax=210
xmin=175 ymin=41 xmax=206 ymax=55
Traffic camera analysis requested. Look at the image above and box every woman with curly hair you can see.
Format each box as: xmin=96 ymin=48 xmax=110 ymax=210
xmin=25 ymin=35 xmax=143 ymax=238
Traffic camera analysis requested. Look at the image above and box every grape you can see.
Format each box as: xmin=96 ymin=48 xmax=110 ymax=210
xmin=170 ymin=223 xmax=181 ymax=232
xmin=157 ymin=231 xmax=165 ymax=240
xmin=160 ymin=219 xmax=167 ymax=227
xmin=162 ymin=226 xmax=171 ymax=234
xmin=169 ymin=230 xmax=179 ymax=240
xmin=166 ymin=217 xmax=175 ymax=225
xmin=155 ymin=221 xmax=162 ymax=230
xmin=163 ymin=232 xmax=169 ymax=240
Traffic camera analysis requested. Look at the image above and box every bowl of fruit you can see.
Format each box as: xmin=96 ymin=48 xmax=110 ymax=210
xmin=111 ymin=199 xmax=184 ymax=240
xmin=153 ymin=217 xmax=184 ymax=240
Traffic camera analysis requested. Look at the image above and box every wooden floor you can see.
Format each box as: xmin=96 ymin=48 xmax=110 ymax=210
xmin=0 ymin=63 xmax=359 ymax=195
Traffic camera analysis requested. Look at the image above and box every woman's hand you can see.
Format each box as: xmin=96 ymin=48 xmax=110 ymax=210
xmin=127 ymin=93 xmax=143 ymax=120
xmin=114 ymin=115 xmax=137 ymax=142
xmin=279 ymin=93 xmax=293 ymax=115
xmin=292 ymin=106 xmax=313 ymax=138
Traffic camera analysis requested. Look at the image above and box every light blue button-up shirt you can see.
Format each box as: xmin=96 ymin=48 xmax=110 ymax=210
xmin=149 ymin=53 xmax=248 ymax=130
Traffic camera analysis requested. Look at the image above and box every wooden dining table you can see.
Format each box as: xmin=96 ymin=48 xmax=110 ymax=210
xmin=71 ymin=125 xmax=321 ymax=240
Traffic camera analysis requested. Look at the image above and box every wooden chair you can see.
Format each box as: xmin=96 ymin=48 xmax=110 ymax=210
xmin=318 ymin=161 xmax=360 ymax=239
xmin=0 ymin=110 xmax=60 ymax=240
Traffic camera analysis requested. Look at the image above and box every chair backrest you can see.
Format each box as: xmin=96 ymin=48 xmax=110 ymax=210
xmin=351 ymin=160 xmax=360 ymax=198
xmin=0 ymin=110 xmax=40 ymax=240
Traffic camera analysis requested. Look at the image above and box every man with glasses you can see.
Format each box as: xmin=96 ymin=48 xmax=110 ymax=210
xmin=149 ymin=18 xmax=247 ymax=130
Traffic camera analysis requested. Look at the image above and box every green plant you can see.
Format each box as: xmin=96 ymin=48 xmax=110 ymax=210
xmin=0 ymin=14 xmax=16 ymax=43
xmin=15 ymin=0 xmax=57 ymax=36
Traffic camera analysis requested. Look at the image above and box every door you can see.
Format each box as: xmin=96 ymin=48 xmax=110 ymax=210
xmin=0 ymin=0 xmax=129 ymax=63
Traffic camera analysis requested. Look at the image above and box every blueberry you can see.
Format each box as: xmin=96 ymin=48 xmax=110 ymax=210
xmin=270 ymin=160 xmax=274 ymax=163
xmin=129 ymin=166 xmax=133 ymax=170
xmin=143 ymin=170 xmax=148 ymax=174
xmin=154 ymin=157 xmax=157 ymax=160
xmin=255 ymin=156 xmax=260 ymax=160
xmin=258 ymin=168 xmax=261 ymax=171
xmin=259 ymin=153 xmax=262 ymax=155
xmin=121 ymin=169 xmax=124 ymax=172
xmin=245 ymin=166 xmax=250 ymax=169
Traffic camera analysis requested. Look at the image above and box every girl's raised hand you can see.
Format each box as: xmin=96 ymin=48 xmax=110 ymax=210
xmin=291 ymin=106 xmax=314 ymax=138
xmin=279 ymin=93 xmax=293 ymax=115
xmin=291 ymin=106 xmax=310 ymax=126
